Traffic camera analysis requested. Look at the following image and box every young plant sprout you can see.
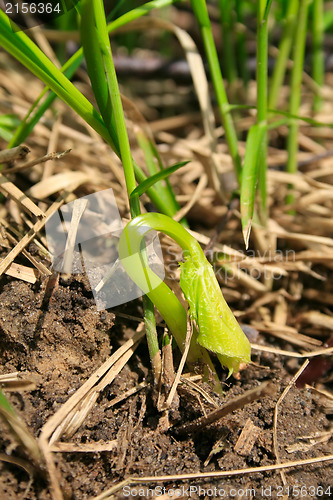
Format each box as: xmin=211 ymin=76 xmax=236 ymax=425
xmin=119 ymin=213 xmax=251 ymax=376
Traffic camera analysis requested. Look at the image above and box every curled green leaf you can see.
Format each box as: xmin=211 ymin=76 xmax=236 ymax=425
xmin=118 ymin=213 xmax=251 ymax=376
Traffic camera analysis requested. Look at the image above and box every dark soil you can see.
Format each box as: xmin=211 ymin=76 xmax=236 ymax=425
xmin=0 ymin=272 xmax=332 ymax=499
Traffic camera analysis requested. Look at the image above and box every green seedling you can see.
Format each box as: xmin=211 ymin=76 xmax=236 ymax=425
xmin=218 ymin=0 xmax=237 ymax=85
xmin=2 ymin=0 xmax=326 ymax=386
xmin=118 ymin=213 xmax=251 ymax=376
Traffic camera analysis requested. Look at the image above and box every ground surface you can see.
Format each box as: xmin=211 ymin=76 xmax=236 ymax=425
xmin=0 ymin=269 xmax=332 ymax=499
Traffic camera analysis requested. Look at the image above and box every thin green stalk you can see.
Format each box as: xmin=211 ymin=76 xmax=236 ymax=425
xmin=91 ymin=0 xmax=139 ymax=214
xmin=268 ymin=0 xmax=299 ymax=110
xmin=256 ymin=0 xmax=270 ymax=224
xmin=312 ymin=0 xmax=324 ymax=111
xmin=323 ymin=8 xmax=333 ymax=31
xmin=53 ymin=6 xmax=78 ymax=65
xmin=142 ymin=294 xmax=161 ymax=385
xmin=0 ymin=9 xmax=116 ymax=149
xmin=149 ymin=142 xmax=188 ymax=227
xmin=218 ymin=0 xmax=237 ymax=84
xmin=8 ymin=56 xmax=82 ymax=148
xmin=190 ymin=0 xmax=242 ymax=183
xmin=240 ymin=123 xmax=266 ymax=247
xmin=240 ymin=1 xmax=270 ymax=245
xmin=286 ymin=0 xmax=310 ymax=206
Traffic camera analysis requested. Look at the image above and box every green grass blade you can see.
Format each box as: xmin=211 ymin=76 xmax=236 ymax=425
xmin=149 ymin=141 xmax=188 ymax=226
xmin=2 ymin=0 xmax=177 ymax=151
xmin=0 ymin=114 xmax=20 ymax=141
xmin=264 ymin=0 xmax=273 ymax=19
xmin=108 ymin=0 xmax=183 ymax=30
xmin=8 ymin=55 xmax=83 ymax=148
xmin=1 ymin=4 xmax=178 ymax=217
xmin=130 ymin=161 xmax=189 ymax=199
xmin=132 ymin=160 xmax=184 ymax=216
xmin=218 ymin=0 xmax=237 ymax=84
xmin=240 ymin=123 xmax=266 ymax=248
xmin=268 ymin=109 xmax=333 ymax=127
xmin=80 ymin=0 xmax=120 ymax=153
xmin=190 ymin=0 xmax=242 ymax=183
xmin=256 ymin=0 xmax=271 ymax=225
xmin=7 ymin=0 xmax=176 ymax=148
xmin=235 ymin=0 xmax=250 ymax=86
xmin=0 ymin=389 xmax=14 ymax=414
xmin=229 ymin=104 xmax=333 ymax=127
xmin=268 ymin=0 xmax=299 ymax=110
xmin=0 ymin=10 xmax=115 ymax=149
xmin=323 ymin=8 xmax=333 ymax=30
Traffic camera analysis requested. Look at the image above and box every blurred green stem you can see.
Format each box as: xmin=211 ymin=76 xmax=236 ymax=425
xmin=135 ymin=130 xmax=184 ymax=222
xmin=256 ymin=0 xmax=270 ymax=223
xmin=235 ymin=0 xmax=250 ymax=87
xmin=190 ymin=0 xmax=242 ymax=183
xmin=142 ymin=295 xmax=161 ymax=385
xmin=268 ymin=0 xmax=299 ymax=110
xmin=312 ymin=0 xmax=324 ymax=111
xmin=218 ymin=0 xmax=237 ymax=84
xmin=286 ymin=0 xmax=310 ymax=206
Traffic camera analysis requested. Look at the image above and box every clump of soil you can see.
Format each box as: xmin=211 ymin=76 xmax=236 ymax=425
xmin=0 ymin=273 xmax=332 ymax=499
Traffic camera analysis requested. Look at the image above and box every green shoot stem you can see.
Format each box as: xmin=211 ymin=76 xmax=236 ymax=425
xmin=91 ymin=1 xmax=139 ymax=215
xmin=142 ymin=295 xmax=161 ymax=385
xmin=256 ymin=0 xmax=269 ymax=223
xmin=82 ymin=0 xmax=160 ymax=377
